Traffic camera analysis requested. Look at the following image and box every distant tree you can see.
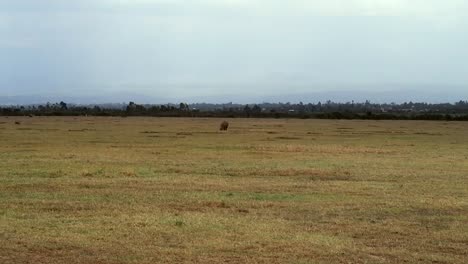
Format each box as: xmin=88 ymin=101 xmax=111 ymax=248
xmin=59 ymin=101 xmax=68 ymax=110
xmin=135 ymin=104 xmax=145 ymax=112
xmin=179 ymin=102 xmax=189 ymax=111
xmin=126 ymin=102 xmax=136 ymax=112
xmin=243 ymin=105 xmax=251 ymax=117
xmin=252 ymin=104 xmax=261 ymax=113
xmin=149 ymin=106 xmax=160 ymax=113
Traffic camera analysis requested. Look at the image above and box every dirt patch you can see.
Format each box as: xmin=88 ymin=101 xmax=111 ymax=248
xmin=252 ymin=144 xmax=397 ymax=154
xmin=220 ymin=168 xmax=351 ymax=181
xmin=274 ymin=136 xmax=302 ymax=140
xmin=68 ymin=129 xmax=96 ymax=132
xmin=141 ymin=131 xmax=160 ymax=134
xmin=177 ymin=132 xmax=193 ymax=136
xmin=202 ymin=201 xmax=230 ymax=209
xmin=414 ymin=132 xmax=444 ymax=136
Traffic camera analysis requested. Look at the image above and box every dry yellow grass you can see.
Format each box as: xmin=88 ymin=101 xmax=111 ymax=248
xmin=0 ymin=117 xmax=467 ymax=263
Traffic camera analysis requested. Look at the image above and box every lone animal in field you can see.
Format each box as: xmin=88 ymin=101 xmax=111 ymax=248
xmin=15 ymin=121 xmax=21 ymax=125
xmin=219 ymin=121 xmax=229 ymax=131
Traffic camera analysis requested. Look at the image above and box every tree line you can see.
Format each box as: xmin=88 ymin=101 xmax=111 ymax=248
xmin=1 ymin=100 xmax=468 ymax=121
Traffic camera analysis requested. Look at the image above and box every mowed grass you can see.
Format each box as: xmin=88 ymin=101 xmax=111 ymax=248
xmin=0 ymin=117 xmax=467 ymax=263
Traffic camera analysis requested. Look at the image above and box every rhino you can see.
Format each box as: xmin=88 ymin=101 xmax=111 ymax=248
xmin=219 ymin=121 xmax=229 ymax=131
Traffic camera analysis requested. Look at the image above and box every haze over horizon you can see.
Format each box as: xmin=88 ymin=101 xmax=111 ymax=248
xmin=1 ymin=0 xmax=468 ymax=104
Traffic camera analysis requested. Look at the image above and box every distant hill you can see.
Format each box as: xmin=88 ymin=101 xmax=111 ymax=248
xmin=1 ymin=87 xmax=466 ymax=105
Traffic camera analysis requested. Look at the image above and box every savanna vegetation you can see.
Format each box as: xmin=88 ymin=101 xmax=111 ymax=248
xmin=0 ymin=117 xmax=467 ymax=263
xmin=2 ymin=100 xmax=468 ymax=120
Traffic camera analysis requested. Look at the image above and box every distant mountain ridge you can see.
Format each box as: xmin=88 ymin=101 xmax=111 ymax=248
xmin=1 ymin=89 xmax=467 ymax=105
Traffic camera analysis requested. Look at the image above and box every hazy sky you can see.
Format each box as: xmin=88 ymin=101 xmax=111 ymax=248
xmin=1 ymin=0 xmax=467 ymax=102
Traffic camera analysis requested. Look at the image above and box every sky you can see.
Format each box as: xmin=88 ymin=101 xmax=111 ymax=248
xmin=1 ymin=0 xmax=468 ymax=103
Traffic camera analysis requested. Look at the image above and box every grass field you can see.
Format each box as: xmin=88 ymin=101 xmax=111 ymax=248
xmin=0 ymin=117 xmax=467 ymax=263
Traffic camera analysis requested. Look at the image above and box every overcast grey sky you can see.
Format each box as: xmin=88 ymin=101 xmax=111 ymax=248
xmin=1 ymin=0 xmax=467 ymax=102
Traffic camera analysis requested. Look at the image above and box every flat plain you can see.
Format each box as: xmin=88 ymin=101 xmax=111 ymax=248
xmin=0 ymin=117 xmax=467 ymax=263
